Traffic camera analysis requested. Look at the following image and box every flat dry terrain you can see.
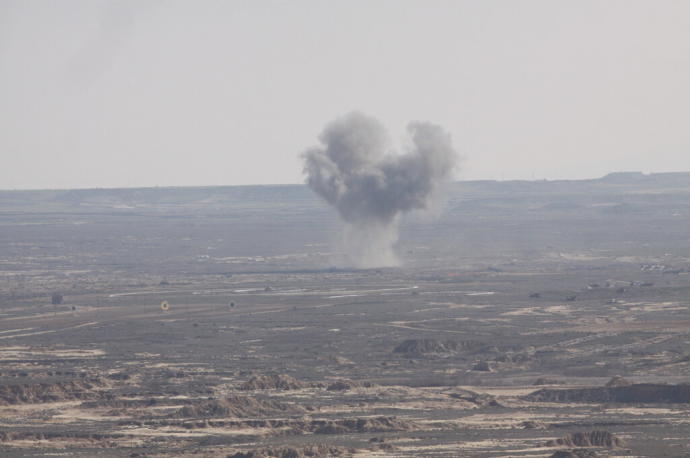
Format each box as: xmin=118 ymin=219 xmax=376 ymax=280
xmin=1 ymin=173 xmax=690 ymax=457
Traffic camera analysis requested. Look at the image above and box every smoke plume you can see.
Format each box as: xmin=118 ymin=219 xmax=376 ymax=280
xmin=303 ymin=112 xmax=458 ymax=267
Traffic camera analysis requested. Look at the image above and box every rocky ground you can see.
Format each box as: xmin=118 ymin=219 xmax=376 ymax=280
xmin=1 ymin=174 xmax=690 ymax=456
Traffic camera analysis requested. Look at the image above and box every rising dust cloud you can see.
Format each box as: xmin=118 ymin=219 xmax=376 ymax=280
xmin=303 ymin=112 xmax=458 ymax=268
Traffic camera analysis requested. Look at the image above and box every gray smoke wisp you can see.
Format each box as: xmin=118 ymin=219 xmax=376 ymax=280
xmin=303 ymin=112 xmax=458 ymax=268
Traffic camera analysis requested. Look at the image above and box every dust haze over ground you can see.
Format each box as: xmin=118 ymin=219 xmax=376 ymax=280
xmin=303 ymin=112 xmax=458 ymax=268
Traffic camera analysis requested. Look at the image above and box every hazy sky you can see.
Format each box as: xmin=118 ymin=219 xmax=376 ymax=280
xmin=2 ymin=0 xmax=689 ymax=190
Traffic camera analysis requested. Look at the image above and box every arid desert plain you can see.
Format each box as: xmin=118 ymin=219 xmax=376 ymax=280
xmin=2 ymin=172 xmax=690 ymax=457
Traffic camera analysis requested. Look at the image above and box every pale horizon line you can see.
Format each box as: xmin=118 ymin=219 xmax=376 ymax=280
xmin=1 ymin=170 xmax=688 ymax=193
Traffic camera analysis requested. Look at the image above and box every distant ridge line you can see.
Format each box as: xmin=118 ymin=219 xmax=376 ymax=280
xmin=2 ymin=171 xmax=689 ymax=193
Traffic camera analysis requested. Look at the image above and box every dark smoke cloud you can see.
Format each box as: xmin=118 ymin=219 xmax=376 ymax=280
xmin=303 ymin=112 xmax=458 ymax=267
